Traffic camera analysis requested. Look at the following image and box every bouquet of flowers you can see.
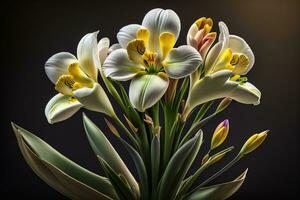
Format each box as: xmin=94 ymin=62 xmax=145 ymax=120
xmin=12 ymin=8 xmax=268 ymax=200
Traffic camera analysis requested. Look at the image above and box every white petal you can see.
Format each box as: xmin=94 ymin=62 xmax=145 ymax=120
xmin=187 ymin=24 xmax=199 ymax=44
xmin=45 ymin=52 xmax=77 ymax=84
xmin=77 ymin=31 xmax=100 ymax=81
xmin=98 ymin=37 xmax=110 ymax=66
xmin=229 ymin=35 xmax=254 ymax=75
xmin=204 ymin=41 xmax=224 ymax=73
xmin=186 ymin=70 xmax=260 ymax=115
xmin=142 ymin=8 xmax=181 ymax=53
xmin=117 ymin=24 xmax=143 ymax=49
xmin=73 ymin=83 xmax=115 ymax=116
xmin=230 ymin=82 xmax=261 ymax=105
xmin=218 ymin=21 xmax=230 ymax=42
xmin=102 ymin=49 xmax=145 ymax=81
xmin=163 ymin=45 xmax=202 ymax=79
xmin=129 ymin=73 xmax=169 ymax=111
xmin=108 ymin=43 xmax=122 ymax=54
xmin=45 ymin=93 xmax=82 ymax=124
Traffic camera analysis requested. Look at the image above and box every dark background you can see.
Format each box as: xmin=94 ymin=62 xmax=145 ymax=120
xmin=1 ymin=0 xmax=299 ymax=199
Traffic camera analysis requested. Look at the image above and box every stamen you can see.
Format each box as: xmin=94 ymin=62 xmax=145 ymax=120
xmin=55 ymin=75 xmax=76 ymax=95
xmin=230 ymin=53 xmax=250 ymax=74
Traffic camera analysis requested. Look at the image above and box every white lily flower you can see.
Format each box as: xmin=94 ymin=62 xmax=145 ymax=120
xmin=103 ymin=8 xmax=202 ymax=111
xmin=183 ymin=22 xmax=260 ymax=120
xmin=45 ymin=32 xmax=114 ymax=124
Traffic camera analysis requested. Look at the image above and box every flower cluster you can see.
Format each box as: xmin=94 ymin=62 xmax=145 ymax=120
xmin=13 ymin=8 xmax=268 ymax=200
xmin=44 ymin=8 xmax=260 ymax=122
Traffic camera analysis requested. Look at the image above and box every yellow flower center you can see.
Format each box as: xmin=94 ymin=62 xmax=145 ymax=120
xmin=126 ymin=28 xmax=176 ymax=73
xmin=211 ymin=48 xmax=250 ymax=83
xmin=55 ymin=62 xmax=93 ymax=95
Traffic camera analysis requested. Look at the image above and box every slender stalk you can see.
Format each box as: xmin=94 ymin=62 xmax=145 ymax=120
xmin=112 ymin=115 xmax=139 ymax=149
xmin=184 ymin=154 xmax=243 ymax=198
xmin=151 ymin=102 xmax=160 ymax=129
xmin=192 ymin=101 xmax=214 ymax=126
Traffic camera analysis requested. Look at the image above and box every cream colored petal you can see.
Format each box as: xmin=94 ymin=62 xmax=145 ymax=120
xmin=98 ymin=37 xmax=110 ymax=66
xmin=204 ymin=41 xmax=224 ymax=73
xmin=77 ymin=31 xmax=100 ymax=81
xmin=108 ymin=43 xmax=122 ymax=54
xmin=45 ymin=52 xmax=77 ymax=84
xmin=73 ymin=83 xmax=115 ymax=117
xmin=45 ymin=93 xmax=82 ymax=124
xmin=230 ymin=81 xmax=261 ymax=105
xmin=117 ymin=24 xmax=143 ymax=49
xmin=229 ymin=35 xmax=255 ymax=75
xmin=129 ymin=73 xmax=169 ymax=112
xmin=102 ymin=49 xmax=145 ymax=81
xmin=187 ymin=24 xmax=199 ymax=44
xmin=205 ymin=22 xmax=230 ymax=73
xmin=163 ymin=45 xmax=202 ymax=79
xmin=218 ymin=21 xmax=230 ymax=42
xmin=186 ymin=70 xmax=260 ymax=115
xmin=142 ymin=8 xmax=180 ymax=54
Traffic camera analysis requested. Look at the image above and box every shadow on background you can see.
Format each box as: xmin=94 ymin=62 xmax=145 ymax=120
xmin=1 ymin=0 xmax=299 ymax=199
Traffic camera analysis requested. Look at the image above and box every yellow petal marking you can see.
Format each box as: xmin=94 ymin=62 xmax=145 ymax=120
xmin=55 ymin=75 xmax=76 ymax=95
xmin=195 ymin=17 xmax=213 ymax=32
xmin=159 ymin=32 xmax=175 ymax=60
xmin=68 ymin=62 xmax=93 ymax=87
xmin=213 ymin=48 xmax=233 ymax=72
xmin=136 ymin=28 xmax=150 ymax=47
xmin=127 ymin=39 xmax=146 ymax=64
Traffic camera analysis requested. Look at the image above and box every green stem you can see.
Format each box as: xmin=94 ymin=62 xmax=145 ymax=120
xmin=112 ymin=115 xmax=139 ymax=149
xmin=151 ymin=102 xmax=160 ymax=128
xmin=192 ymin=101 xmax=214 ymax=126
xmin=185 ymin=154 xmax=243 ymax=198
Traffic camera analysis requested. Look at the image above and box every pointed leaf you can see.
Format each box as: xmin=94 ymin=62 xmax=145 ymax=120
xmin=187 ymin=169 xmax=248 ymax=200
xmin=151 ymin=135 xmax=160 ymax=190
xmin=120 ymin=138 xmax=148 ymax=200
xmin=158 ymin=131 xmax=203 ymax=200
xmin=12 ymin=123 xmax=116 ymax=199
xmin=98 ymin=157 xmax=137 ymax=200
xmin=83 ymin=114 xmax=139 ymax=196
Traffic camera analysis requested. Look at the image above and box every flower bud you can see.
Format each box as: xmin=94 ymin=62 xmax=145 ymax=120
xmin=211 ymin=119 xmax=229 ymax=149
xmin=104 ymin=118 xmax=120 ymax=137
xmin=240 ymin=130 xmax=269 ymax=155
xmin=187 ymin=17 xmax=216 ymax=58
xmin=215 ymin=97 xmax=232 ymax=113
xmin=208 ymin=146 xmax=234 ymax=165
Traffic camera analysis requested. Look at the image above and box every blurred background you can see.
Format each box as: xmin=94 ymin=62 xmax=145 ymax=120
xmin=1 ymin=0 xmax=299 ymax=199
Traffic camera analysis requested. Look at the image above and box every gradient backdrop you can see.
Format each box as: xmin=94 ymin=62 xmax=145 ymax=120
xmin=1 ymin=0 xmax=299 ymax=199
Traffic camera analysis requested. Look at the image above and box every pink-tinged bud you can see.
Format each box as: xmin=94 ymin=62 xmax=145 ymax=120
xmin=187 ymin=17 xmax=216 ymax=58
xmin=199 ymin=32 xmax=217 ymax=58
xmin=211 ymin=119 xmax=230 ymax=149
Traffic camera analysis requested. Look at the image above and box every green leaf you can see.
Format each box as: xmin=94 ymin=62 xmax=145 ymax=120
xmin=120 ymin=138 xmax=149 ymax=200
xmin=12 ymin=122 xmax=117 ymax=199
xmin=151 ymin=135 xmax=160 ymax=192
xmin=98 ymin=157 xmax=137 ymax=200
xmin=157 ymin=131 xmax=203 ymax=200
xmin=82 ymin=114 xmax=140 ymax=197
xmin=187 ymin=169 xmax=248 ymax=200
